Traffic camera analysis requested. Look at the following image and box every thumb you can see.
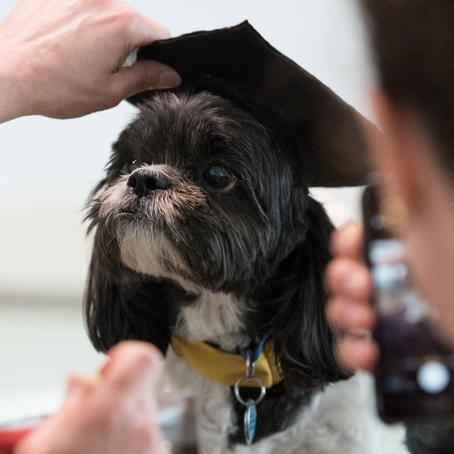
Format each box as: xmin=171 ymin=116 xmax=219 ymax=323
xmin=104 ymin=342 xmax=163 ymax=392
xmin=112 ymin=60 xmax=181 ymax=99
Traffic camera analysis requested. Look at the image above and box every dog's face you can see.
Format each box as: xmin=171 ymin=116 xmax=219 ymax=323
xmin=89 ymin=91 xmax=309 ymax=293
xmin=85 ymin=88 xmax=343 ymax=391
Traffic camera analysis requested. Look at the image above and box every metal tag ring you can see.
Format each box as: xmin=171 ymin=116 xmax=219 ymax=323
xmin=234 ymin=377 xmax=266 ymax=406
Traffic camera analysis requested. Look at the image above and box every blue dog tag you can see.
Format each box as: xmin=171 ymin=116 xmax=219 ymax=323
xmin=244 ymin=399 xmax=257 ymax=445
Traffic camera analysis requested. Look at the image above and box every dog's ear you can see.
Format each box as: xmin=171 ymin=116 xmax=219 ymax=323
xmin=255 ymin=196 xmax=346 ymax=390
xmin=84 ymin=247 xmax=180 ymax=355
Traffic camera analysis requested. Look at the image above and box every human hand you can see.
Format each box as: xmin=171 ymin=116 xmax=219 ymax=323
xmin=16 ymin=342 xmax=167 ymax=454
xmin=0 ymin=0 xmax=181 ymax=122
xmin=325 ymin=222 xmax=379 ymax=371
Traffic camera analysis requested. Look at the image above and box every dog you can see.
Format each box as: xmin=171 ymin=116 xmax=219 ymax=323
xmin=84 ymin=82 xmax=410 ymax=453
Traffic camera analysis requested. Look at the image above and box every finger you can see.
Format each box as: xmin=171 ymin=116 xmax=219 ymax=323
xmin=129 ymin=13 xmax=171 ymax=47
xmin=112 ymin=59 xmax=181 ymax=99
xmin=104 ymin=341 xmax=163 ymax=392
xmin=326 ymin=296 xmax=376 ymax=330
xmin=336 ymin=337 xmax=379 ymax=372
xmin=331 ymin=221 xmax=364 ymax=259
xmin=325 ymin=257 xmax=372 ymax=300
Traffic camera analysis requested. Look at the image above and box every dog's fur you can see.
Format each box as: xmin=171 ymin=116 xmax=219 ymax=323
xmin=84 ymin=88 xmax=409 ymax=453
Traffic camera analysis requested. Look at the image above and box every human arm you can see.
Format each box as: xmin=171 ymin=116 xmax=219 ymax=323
xmin=0 ymin=0 xmax=181 ymax=123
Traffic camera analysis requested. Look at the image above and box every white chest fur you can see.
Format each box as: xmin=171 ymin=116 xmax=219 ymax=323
xmin=175 ymin=289 xmax=249 ymax=351
xmin=163 ymin=353 xmax=409 ymax=454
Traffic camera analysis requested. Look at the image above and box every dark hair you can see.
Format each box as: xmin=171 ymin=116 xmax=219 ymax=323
xmin=360 ymin=0 xmax=454 ymax=174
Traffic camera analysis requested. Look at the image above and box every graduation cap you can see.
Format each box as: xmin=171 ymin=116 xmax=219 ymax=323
xmin=129 ymin=21 xmax=372 ymax=187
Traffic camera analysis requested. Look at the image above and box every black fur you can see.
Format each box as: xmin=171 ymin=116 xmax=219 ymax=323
xmin=252 ymin=198 xmax=344 ymax=391
xmin=85 ymin=259 xmax=194 ymax=354
xmin=84 ymin=86 xmax=346 ymax=445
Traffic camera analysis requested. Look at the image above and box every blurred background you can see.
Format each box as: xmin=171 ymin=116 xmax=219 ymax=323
xmin=0 ymin=0 xmax=373 ymax=422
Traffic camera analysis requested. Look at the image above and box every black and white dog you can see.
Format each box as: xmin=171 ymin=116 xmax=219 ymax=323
xmin=84 ymin=83 xmax=409 ymax=453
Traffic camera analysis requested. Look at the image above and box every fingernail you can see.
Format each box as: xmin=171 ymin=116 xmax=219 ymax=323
xmin=157 ymin=70 xmax=181 ymax=89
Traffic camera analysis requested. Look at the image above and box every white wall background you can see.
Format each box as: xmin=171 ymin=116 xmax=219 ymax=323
xmin=0 ymin=0 xmax=374 ymax=422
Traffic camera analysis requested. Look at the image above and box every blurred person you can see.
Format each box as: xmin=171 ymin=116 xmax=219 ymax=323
xmin=0 ymin=0 xmax=181 ymax=453
xmin=325 ymin=3 xmax=454 ymax=451
xmin=325 ymin=0 xmax=454 ymax=375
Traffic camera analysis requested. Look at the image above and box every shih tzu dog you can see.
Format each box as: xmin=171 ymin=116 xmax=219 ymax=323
xmin=84 ymin=23 xmax=410 ymax=453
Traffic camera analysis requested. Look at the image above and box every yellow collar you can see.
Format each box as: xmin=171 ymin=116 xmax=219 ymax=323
xmin=171 ymin=336 xmax=284 ymax=388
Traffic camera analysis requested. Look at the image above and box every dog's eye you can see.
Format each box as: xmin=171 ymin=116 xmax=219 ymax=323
xmin=204 ymin=165 xmax=233 ymax=190
xmin=123 ymin=159 xmax=139 ymax=174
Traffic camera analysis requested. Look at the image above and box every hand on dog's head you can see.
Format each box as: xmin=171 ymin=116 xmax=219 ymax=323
xmin=84 ymin=86 xmax=345 ymax=391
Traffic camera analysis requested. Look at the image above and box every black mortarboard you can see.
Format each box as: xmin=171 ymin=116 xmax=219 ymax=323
xmin=129 ymin=21 xmax=372 ymax=187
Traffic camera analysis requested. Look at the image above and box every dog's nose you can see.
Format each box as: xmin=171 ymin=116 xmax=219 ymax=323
xmin=127 ymin=169 xmax=172 ymax=198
